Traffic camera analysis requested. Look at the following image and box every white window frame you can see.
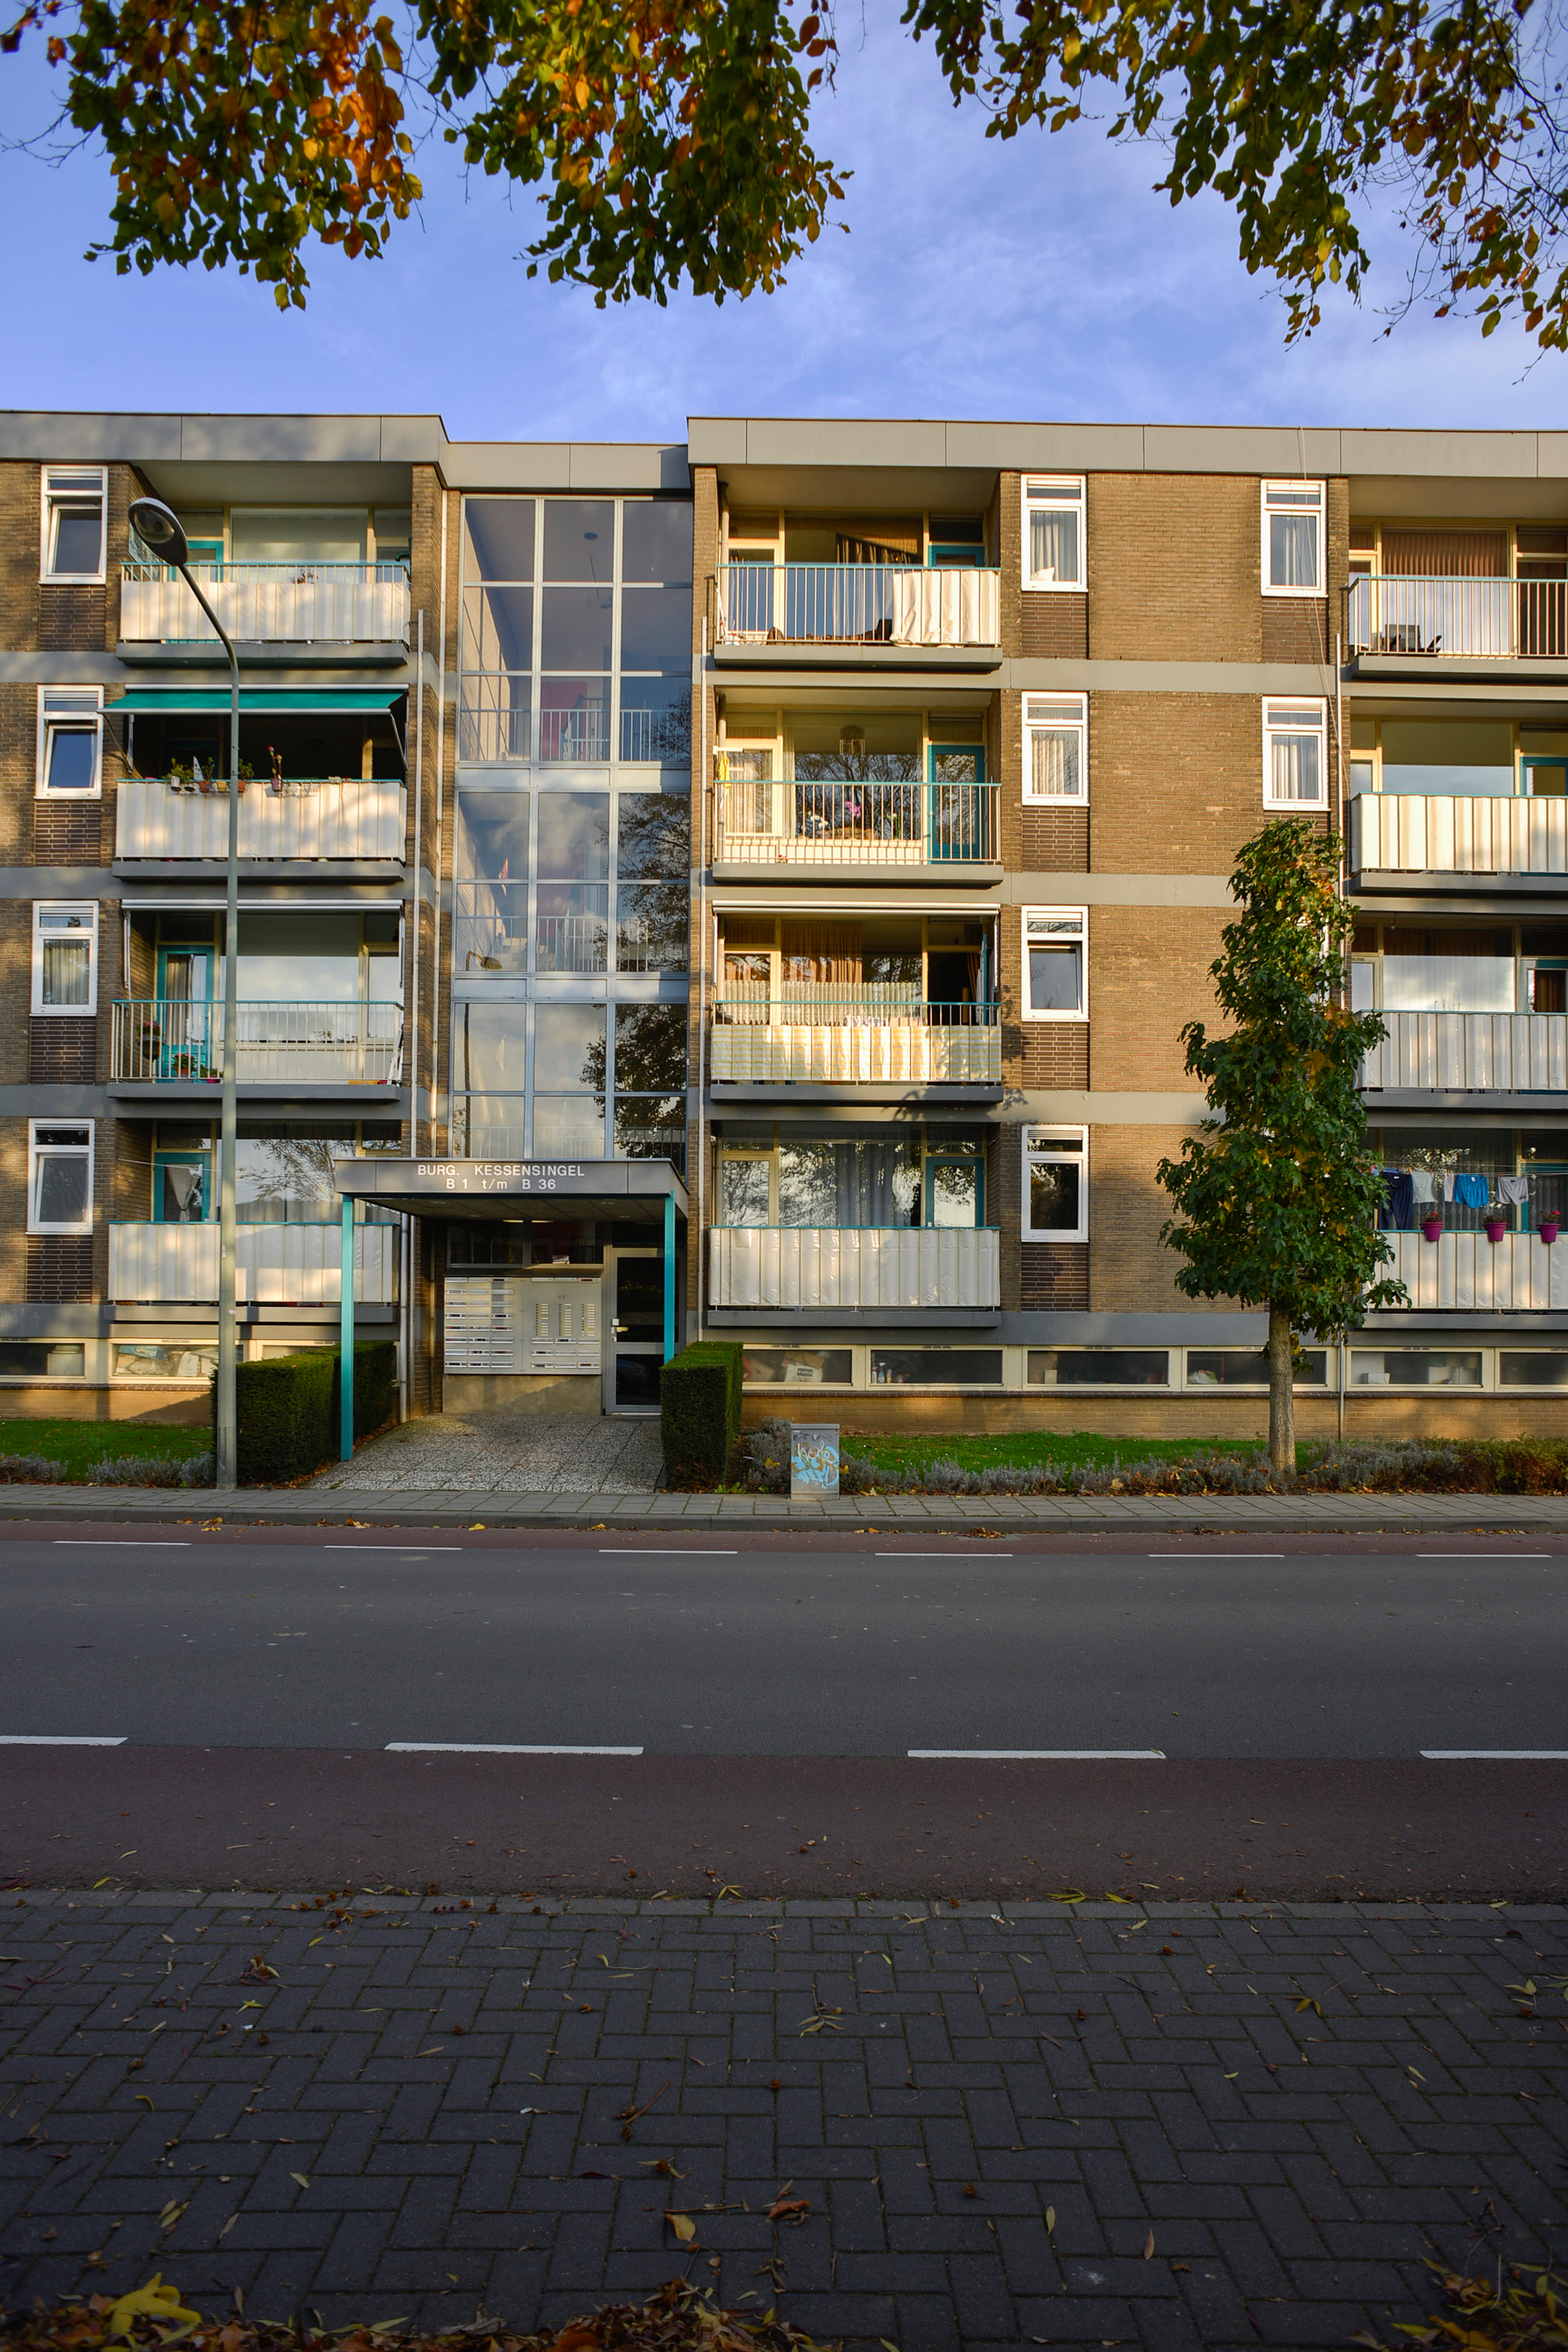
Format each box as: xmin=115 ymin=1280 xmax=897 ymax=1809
xmin=36 ymin=686 xmax=104 ymax=799
xmin=1022 ymin=1124 xmax=1088 ymax=1241
xmin=1023 ymin=693 xmax=1088 ymax=804
xmin=32 ymin=903 xmax=99 ymax=1017
xmin=27 ymin=1119 xmax=93 ymax=1237
xmin=1021 ymin=905 xmax=1088 ymax=1021
xmin=1262 ymin=478 xmax=1325 ymax=596
xmin=40 ymin=464 xmax=107 ymax=584
xmin=1022 ymin=476 xmax=1085 ymax=591
xmin=1262 ymin=698 xmax=1328 ymax=809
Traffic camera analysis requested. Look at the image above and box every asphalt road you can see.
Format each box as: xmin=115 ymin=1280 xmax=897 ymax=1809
xmin=0 ymin=1531 xmax=1563 ymax=1756
xmin=2 ymin=1529 xmax=1563 ymax=1899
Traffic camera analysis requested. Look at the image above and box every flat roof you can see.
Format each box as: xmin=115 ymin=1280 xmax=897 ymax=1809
xmin=334 ymin=1155 xmax=688 ymax=1223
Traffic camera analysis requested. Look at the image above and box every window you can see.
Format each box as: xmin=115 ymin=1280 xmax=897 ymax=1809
xmin=1262 ymin=479 xmax=1324 ymax=594
xmin=1499 ymin=1353 xmax=1568 ymax=1388
xmin=1027 ymin=1349 xmax=1169 ymax=1387
xmin=28 ymin=1121 xmax=93 ymax=1234
xmin=1023 ymin=1125 xmax=1087 ymax=1239
xmin=40 ymin=465 xmax=106 ymax=582
xmin=111 ymin=1339 xmax=217 ymax=1381
xmin=33 ymin=904 xmax=97 ymax=1015
xmin=0 ymin=1341 xmax=85 ymax=1379
xmin=1263 ymin=700 xmax=1326 ymax=807
xmin=1024 ymin=695 xmax=1087 ymax=803
xmin=742 ymin=1347 xmax=854 ymax=1387
xmin=1024 ymin=478 xmax=1084 ymax=590
xmin=870 ymin=1349 xmax=1003 ymax=1387
xmin=1185 ymin=1348 xmax=1328 ymax=1388
xmin=1022 ymin=907 xmax=1087 ymax=1019
xmin=1349 ymin=1349 xmax=1482 ymax=1388
xmin=37 ymin=687 xmax=103 ymax=796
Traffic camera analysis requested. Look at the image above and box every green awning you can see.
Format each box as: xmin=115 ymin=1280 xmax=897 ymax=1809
xmin=112 ymin=689 xmax=404 ymax=715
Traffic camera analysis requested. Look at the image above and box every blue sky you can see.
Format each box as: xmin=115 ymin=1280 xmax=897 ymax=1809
xmin=2 ymin=1 xmax=1564 ymax=438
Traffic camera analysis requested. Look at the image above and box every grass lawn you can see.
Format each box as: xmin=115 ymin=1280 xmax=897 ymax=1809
xmin=842 ymin=1429 xmax=1279 ymax=1478
xmin=0 ymin=1418 xmax=211 ymax=1482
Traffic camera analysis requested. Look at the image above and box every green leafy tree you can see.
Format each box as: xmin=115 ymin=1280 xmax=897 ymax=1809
xmin=1156 ymin=821 xmax=1406 ymax=1488
xmin=4 ymin=0 xmax=1566 ymax=346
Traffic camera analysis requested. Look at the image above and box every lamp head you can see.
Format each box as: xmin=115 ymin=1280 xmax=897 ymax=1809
xmin=128 ymin=497 xmax=189 ymax=568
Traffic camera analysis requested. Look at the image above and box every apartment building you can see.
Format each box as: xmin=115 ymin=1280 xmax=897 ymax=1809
xmin=2 ymin=410 xmax=1565 ymax=1440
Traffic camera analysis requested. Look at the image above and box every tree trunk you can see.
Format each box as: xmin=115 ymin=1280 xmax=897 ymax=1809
xmin=1268 ymin=1302 xmax=1297 ymax=1488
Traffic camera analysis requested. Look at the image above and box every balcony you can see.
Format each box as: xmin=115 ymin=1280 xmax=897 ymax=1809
xmin=111 ymin=1000 xmax=403 ymax=1090
xmin=1347 ymin=575 xmax=1568 ymax=668
xmin=120 ymin=562 xmax=411 ymax=651
xmin=1349 ymin=793 xmax=1568 ymax=883
xmin=115 ymin=776 xmax=406 ymax=864
xmin=711 ymin=996 xmax=1000 ymax=1092
xmin=1380 ymin=1230 xmax=1568 ymax=1311
xmin=714 ymin=779 xmax=999 ymax=877
xmin=713 ymin=565 xmax=1000 ymax=669
xmin=109 ymin=1222 xmax=397 ymax=1305
xmin=1361 ymin=1012 xmax=1568 ymax=1095
xmin=710 ymin=1226 xmax=999 ymax=1311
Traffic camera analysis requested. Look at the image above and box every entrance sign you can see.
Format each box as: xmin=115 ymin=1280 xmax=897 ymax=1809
xmin=790 ymin=1423 xmax=841 ymax=1499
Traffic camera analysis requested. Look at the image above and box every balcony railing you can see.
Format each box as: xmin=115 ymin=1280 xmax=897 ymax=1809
xmin=716 ymin=778 xmax=997 ymax=866
xmin=111 ymin=1000 xmax=403 ymax=1087
xmin=712 ymin=996 xmax=1000 ymax=1086
xmin=109 ymin=1221 xmax=397 ymax=1305
xmin=1361 ymin=1012 xmax=1568 ymax=1093
xmin=716 ymin=565 xmax=1000 ymax=649
xmin=1380 ymin=1230 xmax=1568 ymax=1311
xmin=115 ymin=776 xmax=406 ymax=862
xmin=1347 ymin=575 xmax=1568 ymax=660
xmin=710 ymin=1225 xmax=999 ymax=1310
xmin=1349 ymin=793 xmax=1568 ymax=877
xmin=121 ymin=562 xmax=411 ymax=646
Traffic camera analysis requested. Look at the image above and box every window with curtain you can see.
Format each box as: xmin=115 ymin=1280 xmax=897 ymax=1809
xmin=1262 ymin=481 xmax=1324 ymax=592
xmin=33 ymin=905 xmax=96 ymax=1013
xmin=1023 ymin=908 xmax=1087 ymax=1018
xmin=1025 ymin=695 xmax=1087 ymax=801
xmin=1024 ymin=479 xmax=1084 ymax=588
xmin=1263 ymin=701 xmax=1326 ymax=804
xmin=29 ymin=1122 xmax=92 ymax=1233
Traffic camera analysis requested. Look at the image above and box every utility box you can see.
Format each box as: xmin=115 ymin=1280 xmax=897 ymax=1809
xmin=790 ymin=1423 xmax=841 ymax=1498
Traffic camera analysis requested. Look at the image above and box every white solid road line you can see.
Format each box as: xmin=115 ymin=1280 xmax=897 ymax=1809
xmin=877 ymin=1550 xmax=1014 ymax=1557
xmin=386 ymin=1741 xmax=643 ymax=1755
xmin=1147 ymin=1551 xmax=1283 ymax=1558
xmin=324 ymin=1544 xmax=464 ymax=1552
xmin=1417 ymin=1552 xmax=1552 ymax=1559
xmin=908 ymin=1747 xmax=1166 ymax=1760
xmin=599 ymin=1548 xmax=738 ymax=1555
xmin=53 ymin=1540 xmax=191 ymax=1547
xmin=1422 ymin=1748 xmax=1568 ymax=1759
xmin=0 ymin=1734 xmax=127 ymax=1745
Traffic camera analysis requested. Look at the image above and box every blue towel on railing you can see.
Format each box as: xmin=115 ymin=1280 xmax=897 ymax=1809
xmin=1454 ymin=1172 xmax=1490 ymax=1209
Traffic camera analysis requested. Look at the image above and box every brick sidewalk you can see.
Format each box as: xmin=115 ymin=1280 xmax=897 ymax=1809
xmin=2 ymin=1896 xmax=1564 ymax=2350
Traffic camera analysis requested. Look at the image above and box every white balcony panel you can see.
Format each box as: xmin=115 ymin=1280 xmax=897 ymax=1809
xmin=1382 ymin=1230 xmax=1568 ymax=1311
xmin=121 ymin=563 xmax=410 ymax=645
xmin=108 ymin=1222 xmax=396 ymax=1305
xmin=711 ymin=1020 xmax=999 ymax=1087
xmin=115 ymin=777 xmax=406 ymax=862
xmin=710 ymin=1226 xmax=999 ymax=1310
xmin=716 ymin=564 xmax=999 ymax=648
xmin=111 ymin=1001 xmax=403 ymax=1087
xmin=1361 ymin=1012 xmax=1568 ymax=1092
xmin=1349 ymin=793 xmax=1568 ymax=876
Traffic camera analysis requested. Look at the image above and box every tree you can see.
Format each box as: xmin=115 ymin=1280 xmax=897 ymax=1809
xmin=4 ymin=0 xmax=1566 ymax=348
xmin=1156 ymin=821 xmax=1406 ymax=1488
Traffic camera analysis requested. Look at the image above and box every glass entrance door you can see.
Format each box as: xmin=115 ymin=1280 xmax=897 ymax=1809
xmin=604 ymin=1251 xmax=665 ymax=1412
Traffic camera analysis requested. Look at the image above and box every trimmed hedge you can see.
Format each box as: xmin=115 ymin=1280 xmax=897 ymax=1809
xmin=660 ymin=1339 xmax=742 ymax=1487
xmin=234 ymin=1341 xmax=397 ymax=1485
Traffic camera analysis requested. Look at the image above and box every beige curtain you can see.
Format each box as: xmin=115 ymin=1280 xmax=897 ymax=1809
xmin=782 ymin=921 xmax=859 ymax=985
xmin=1381 ymin=530 xmax=1507 ymax=579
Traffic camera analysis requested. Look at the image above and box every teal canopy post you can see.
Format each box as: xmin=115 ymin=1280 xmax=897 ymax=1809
xmin=340 ymin=1195 xmax=356 ymax=1461
xmin=663 ymin=1193 xmax=676 ymax=1363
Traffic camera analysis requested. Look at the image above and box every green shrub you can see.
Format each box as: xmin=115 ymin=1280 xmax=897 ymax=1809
xmin=234 ymin=1342 xmax=397 ymax=1484
xmin=660 ymin=1340 xmax=742 ymax=1486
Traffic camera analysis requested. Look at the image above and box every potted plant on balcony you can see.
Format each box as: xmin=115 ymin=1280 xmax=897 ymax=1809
xmin=1538 ymin=1212 xmax=1561 ymax=1244
xmin=1484 ymin=1211 xmax=1508 ymax=1242
xmin=1422 ymin=1212 xmax=1444 ymax=1242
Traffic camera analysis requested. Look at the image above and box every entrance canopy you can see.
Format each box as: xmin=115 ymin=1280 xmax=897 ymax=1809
xmin=332 ymin=1154 xmax=688 ymax=1224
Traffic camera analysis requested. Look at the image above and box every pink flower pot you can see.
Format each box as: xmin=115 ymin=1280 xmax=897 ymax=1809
xmin=1484 ymin=1217 xmax=1507 ymax=1243
xmin=1421 ymin=1215 xmax=1444 ymax=1242
xmin=1539 ymin=1217 xmax=1560 ymax=1245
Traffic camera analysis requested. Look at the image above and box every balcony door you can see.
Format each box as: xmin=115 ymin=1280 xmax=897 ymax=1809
xmin=928 ymin=745 xmax=989 ymax=863
xmin=156 ymin=945 xmax=218 ymax=1079
xmin=603 ymin=1249 xmax=665 ymax=1415
xmin=1524 ymin=758 xmax=1568 ymax=798
xmin=926 ymin=1158 xmax=983 ymax=1227
xmin=153 ymin=1149 xmax=208 ymax=1223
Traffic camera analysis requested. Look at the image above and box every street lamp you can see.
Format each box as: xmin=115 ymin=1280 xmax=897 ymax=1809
xmin=128 ymin=497 xmax=241 ymax=1491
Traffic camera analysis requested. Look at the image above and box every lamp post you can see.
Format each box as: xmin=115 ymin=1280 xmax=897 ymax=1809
xmin=128 ymin=497 xmax=241 ymax=1490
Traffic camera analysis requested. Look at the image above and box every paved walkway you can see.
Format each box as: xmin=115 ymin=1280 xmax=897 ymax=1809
xmin=310 ymin=1410 xmax=663 ymax=1494
xmin=1 ymin=1484 xmax=1567 ymax=1531
xmin=1 ymin=1895 xmax=1563 ymax=2349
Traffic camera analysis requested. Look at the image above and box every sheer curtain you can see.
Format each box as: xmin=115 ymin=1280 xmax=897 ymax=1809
xmin=1031 ymin=726 xmax=1080 ymax=798
xmin=42 ymin=937 xmax=90 ymax=1007
xmin=1031 ymin=509 xmax=1079 ymax=584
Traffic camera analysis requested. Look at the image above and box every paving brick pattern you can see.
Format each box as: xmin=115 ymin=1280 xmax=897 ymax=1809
xmin=2 ymin=1898 xmax=1564 ymax=2349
